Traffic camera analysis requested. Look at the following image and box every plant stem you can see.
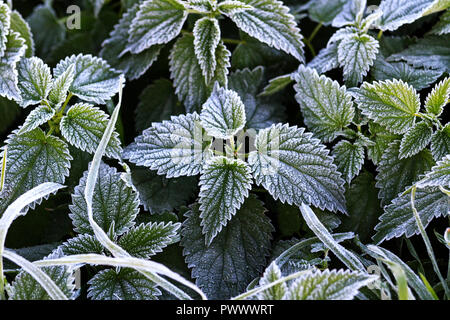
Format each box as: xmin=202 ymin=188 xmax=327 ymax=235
xmin=308 ymin=22 xmax=323 ymax=42
xmin=0 ymin=146 xmax=6 ymax=193
xmin=222 ymin=37 xmax=245 ymax=45
xmin=410 ymin=186 xmax=450 ymax=298
xmin=377 ymin=30 xmax=383 ymax=39
xmin=58 ymin=92 xmax=73 ymax=116
xmin=303 ymin=38 xmax=316 ymax=57
xmin=0 ymin=230 xmax=5 ymax=300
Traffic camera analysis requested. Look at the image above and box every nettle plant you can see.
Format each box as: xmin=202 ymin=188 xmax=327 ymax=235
xmin=0 ymin=0 xmax=450 ymax=301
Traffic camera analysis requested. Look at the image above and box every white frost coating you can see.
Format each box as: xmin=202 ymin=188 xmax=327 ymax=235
xmin=0 ymin=32 xmax=26 ymax=102
xmin=128 ymin=0 xmax=188 ymax=54
xmin=123 ymin=112 xmax=212 ymax=178
xmin=332 ymin=140 xmax=364 ymax=183
xmin=417 ymin=155 xmax=450 ymax=188
xmin=218 ymin=0 xmax=253 ymax=15
xmin=193 ymin=17 xmax=221 ymax=84
xmin=425 ymin=77 xmax=450 ymax=116
xmin=0 ymin=2 xmax=10 ymax=57
xmin=200 ymin=85 xmax=246 ymax=139
xmin=248 ymin=124 xmax=347 ymax=213
xmin=399 ymin=122 xmax=433 ymax=159
xmin=332 ymin=0 xmax=366 ymax=27
xmin=17 ymin=57 xmax=53 ymax=107
xmin=228 ymin=0 xmax=304 ymax=62
xmin=257 ymin=261 xmax=287 ymax=300
xmin=48 ymin=63 xmax=75 ymax=108
xmin=18 ymin=105 xmax=55 ymax=135
xmin=199 ymin=156 xmax=252 ymax=245
xmin=187 ymin=0 xmax=216 ymax=14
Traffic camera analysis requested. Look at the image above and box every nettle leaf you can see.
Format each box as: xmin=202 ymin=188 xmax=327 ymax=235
xmin=123 ymin=113 xmax=212 ymax=178
xmin=366 ymin=122 xmax=399 ymax=165
xmin=60 ymin=103 xmax=122 ymax=159
xmin=53 ymin=54 xmax=123 ymax=105
xmin=10 ymin=9 xmax=34 ymax=57
xmin=373 ymin=187 xmax=449 ymax=243
xmin=0 ymin=2 xmax=10 ymax=57
xmin=307 ymin=41 xmax=339 ymax=75
xmin=376 ymin=0 xmax=449 ymax=31
xmin=188 ymin=0 xmax=216 ymax=13
xmin=48 ymin=63 xmax=75 ymax=108
xmin=375 ymin=141 xmax=434 ymax=206
xmin=257 ymin=262 xmax=287 ymax=300
xmin=260 ymin=73 xmax=293 ymax=97
xmin=18 ymin=105 xmax=55 ymax=135
xmin=0 ymin=32 xmax=26 ymax=102
xmin=353 ymin=79 xmax=420 ymax=134
xmin=17 ymin=57 xmax=53 ymax=107
xmin=293 ymin=66 xmax=354 ymax=142
xmin=118 ymin=222 xmax=181 ymax=258
xmin=181 ymin=195 xmax=273 ymax=299
xmin=337 ymin=33 xmax=378 ymax=86
xmin=418 ymin=155 xmax=450 ymax=188
xmin=285 ymin=269 xmax=376 ymax=300
xmin=130 ymin=166 xmax=197 ymax=214
xmin=399 ymin=122 xmax=433 ymax=159
xmin=332 ymin=141 xmax=364 ymax=184
xmin=431 ymin=9 xmax=450 ymax=35
xmin=227 ymin=0 xmax=304 ymax=62
xmin=308 ymin=0 xmax=346 ymax=26
xmin=431 ymin=124 xmax=450 ymax=161
xmin=0 ymin=128 xmax=71 ymax=213
xmin=425 ymin=77 xmax=450 ymax=116
xmin=60 ymin=234 xmax=104 ymax=255
xmin=228 ymin=67 xmax=286 ymax=130
xmin=170 ymin=34 xmax=230 ymax=113
xmin=200 ymin=85 xmax=246 ymax=139
xmin=193 ymin=17 xmax=221 ymax=84
xmin=87 ymin=268 xmax=161 ymax=300
xmin=7 ymin=249 xmax=76 ymax=300
xmin=69 ymin=162 xmax=139 ymax=236
xmin=199 ymin=156 xmax=252 ymax=245
xmin=128 ymin=0 xmax=188 ymax=54
xmin=248 ymin=123 xmax=346 ymax=213
xmin=332 ymin=0 xmax=366 ymax=28
xmin=218 ymin=0 xmax=253 ymax=14
xmin=101 ymin=3 xmax=163 ymax=81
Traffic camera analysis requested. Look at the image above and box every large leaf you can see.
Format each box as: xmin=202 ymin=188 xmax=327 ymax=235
xmin=69 ymin=162 xmax=139 ymax=236
xmin=123 ymin=113 xmax=212 ymax=178
xmin=181 ymin=195 xmax=273 ymax=299
xmin=53 ymin=54 xmax=123 ymax=105
xmin=17 ymin=57 xmax=53 ymax=107
xmin=128 ymin=0 xmax=187 ymax=54
xmin=293 ymin=65 xmax=354 ymax=142
xmin=353 ymin=79 xmax=420 ymax=134
xmin=198 ymin=156 xmax=252 ymax=245
xmin=248 ymin=124 xmax=346 ymax=213
xmin=227 ymin=0 xmax=304 ymax=62
xmin=0 ymin=32 xmax=26 ymax=102
xmin=332 ymin=141 xmax=364 ymax=184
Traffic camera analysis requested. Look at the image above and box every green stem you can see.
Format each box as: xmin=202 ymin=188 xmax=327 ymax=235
xmin=0 ymin=146 xmax=6 ymax=193
xmin=222 ymin=37 xmax=245 ymax=45
xmin=411 ymin=186 xmax=450 ymax=298
xmin=377 ymin=30 xmax=383 ymax=39
xmin=58 ymin=92 xmax=73 ymax=116
xmin=308 ymin=22 xmax=323 ymax=42
xmin=303 ymin=38 xmax=316 ymax=57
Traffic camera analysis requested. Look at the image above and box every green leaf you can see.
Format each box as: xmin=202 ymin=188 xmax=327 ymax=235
xmin=60 ymin=234 xmax=104 ymax=255
xmin=53 ymin=54 xmax=124 ymax=105
xmin=248 ymin=124 xmax=346 ymax=213
xmin=9 ymin=10 xmax=34 ymax=58
xmin=48 ymin=63 xmax=75 ymax=108
xmin=227 ymin=0 xmax=304 ymax=62
xmin=293 ymin=66 xmax=354 ymax=142
xmin=430 ymin=124 xmax=450 ymax=161
xmin=60 ymin=103 xmax=122 ymax=159
xmin=18 ymin=105 xmax=55 ymax=135
xmin=260 ymin=73 xmax=293 ymax=97
xmin=257 ymin=262 xmax=287 ymax=300
xmin=17 ymin=57 xmax=53 ymax=107
xmin=285 ymin=269 xmax=376 ymax=300
xmin=430 ymin=9 xmax=450 ymax=35
xmin=200 ymin=85 xmax=246 ymax=139
xmin=87 ymin=268 xmax=161 ymax=300
xmin=308 ymin=0 xmax=346 ymax=26
xmin=417 ymin=155 xmax=450 ymax=187
xmin=425 ymin=77 xmax=449 ymax=116
xmin=193 ymin=17 xmax=221 ymax=84
xmin=307 ymin=41 xmax=339 ymax=74
xmin=199 ymin=156 xmax=252 ymax=245
xmin=181 ymin=195 xmax=273 ymax=299
xmin=332 ymin=0 xmax=366 ymax=27
xmin=100 ymin=3 xmax=162 ymax=80
xmin=0 ymin=2 xmax=10 ymax=57
xmin=130 ymin=166 xmax=197 ymax=214
xmin=399 ymin=122 xmax=433 ymax=159
xmin=128 ymin=0 xmax=188 ymax=54
xmin=366 ymin=122 xmax=399 ymax=165
xmin=0 ymin=32 xmax=26 ymax=102
xmin=170 ymin=34 xmax=230 ymax=113
xmin=353 ymin=79 xmax=420 ymax=134
xmin=7 ymin=249 xmax=76 ymax=300
xmin=123 ymin=113 xmax=212 ymax=178
xmin=337 ymin=33 xmax=379 ymax=86
xmin=373 ymin=187 xmax=449 ymax=243
xmin=118 ymin=222 xmax=181 ymax=258
xmin=187 ymin=0 xmax=216 ymax=13
xmin=218 ymin=0 xmax=253 ymax=14
xmin=332 ymin=141 xmax=364 ymax=184
xmin=69 ymin=162 xmax=139 ymax=236
xmin=376 ymin=141 xmax=434 ymax=206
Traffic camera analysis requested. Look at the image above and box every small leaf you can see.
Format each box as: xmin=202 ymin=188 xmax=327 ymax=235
xmin=307 ymin=41 xmax=339 ymax=75
xmin=199 ymin=156 xmax=252 ymax=245
xmin=260 ymin=73 xmax=293 ymax=97
xmin=425 ymin=77 xmax=450 ymax=116
xmin=17 ymin=57 xmax=53 ymax=107
xmin=0 ymin=2 xmax=10 ymax=57
xmin=60 ymin=234 xmax=104 ymax=255
xmin=218 ymin=0 xmax=253 ymax=15
xmin=399 ymin=122 xmax=433 ymax=159
xmin=18 ymin=105 xmax=55 ymax=135
xmin=332 ymin=0 xmax=366 ymax=28
xmin=366 ymin=122 xmax=399 ymax=165
xmin=257 ymin=262 xmax=287 ymax=300
xmin=430 ymin=124 xmax=450 ymax=161
xmin=9 ymin=10 xmax=34 ymax=58
xmin=417 ymin=155 xmax=450 ymax=188
xmin=332 ymin=140 xmax=364 ymax=183
xmin=48 ymin=63 xmax=75 ymax=108
xmin=187 ymin=0 xmax=216 ymax=13
xmin=0 ymin=32 xmax=26 ymax=102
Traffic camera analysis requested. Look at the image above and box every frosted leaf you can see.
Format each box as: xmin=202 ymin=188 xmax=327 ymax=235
xmin=17 ymin=57 xmax=53 ymax=107
xmin=60 ymin=234 xmax=104 ymax=255
xmin=257 ymin=262 xmax=287 ymax=300
xmin=366 ymin=122 xmax=399 ymax=165
xmin=430 ymin=124 xmax=450 ymax=161
xmin=248 ymin=124 xmax=346 ymax=213
xmin=53 ymin=54 xmax=124 ymax=105
xmin=48 ymin=63 xmax=75 ymax=108
xmin=227 ymin=0 xmax=304 ymax=62
xmin=128 ymin=0 xmax=187 ymax=54
xmin=193 ymin=17 xmax=221 ymax=84
xmin=417 ymin=155 xmax=450 ymax=188
xmin=123 ymin=113 xmax=212 ymax=178
xmin=9 ymin=10 xmax=34 ymax=58
xmin=425 ymin=77 xmax=450 ymax=116
xmin=307 ymin=41 xmax=339 ymax=74
xmin=0 ymin=2 xmax=11 ymax=57
xmin=430 ymin=9 xmax=450 ymax=35
xmin=332 ymin=140 xmax=364 ymax=184
xmin=18 ymin=105 xmax=55 ymax=135
xmin=332 ymin=0 xmax=366 ymax=27
xmin=0 ymin=32 xmax=26 ymax=102
xmin=353 ymin=79 xmax=420 ymax=134
xmin=218 ymin=0 xmax=253 ymax=15
xmin=187 ymin=0 xmax=216 ymax=13
xmin=199 ymin=156 xmax=252 ymax=245
xmin=285 ymin=269 xmax=377 ymax=300
xmin=200 ymin=85 xmax=246 ymax=139
xmin=60 ymin=103 xmax=122 ymax=159
xmin=399 ymin=122 xmax=433 ymax=159
xmin=293 ymin=65 xmax=354 ymax=142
